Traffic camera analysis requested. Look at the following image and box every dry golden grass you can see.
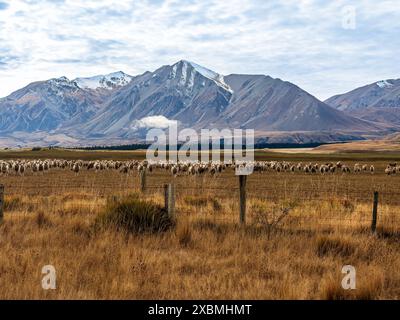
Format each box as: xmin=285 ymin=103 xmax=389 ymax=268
xmin=314 ymin=140 xmax=400 ymax=153
xmin=0 ymin=157 xmax=400 ymax=300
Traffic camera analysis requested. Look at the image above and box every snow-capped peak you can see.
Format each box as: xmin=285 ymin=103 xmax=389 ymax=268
xmin=49 ymin=76 xmax=72 ymax=85
xmin=174 ymin=60 xmax=233 ymax=93
xmin=73 ymin=71 xmax=133 ymax=90
xmin=48 ymin=76 xmax=79 ymax=92
xmin=376 ymin=80 xmax=394 ymax=89
xmin=182 ymin=60 xmax=219 ymax=81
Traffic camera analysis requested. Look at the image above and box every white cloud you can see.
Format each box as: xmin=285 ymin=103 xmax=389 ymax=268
xmin=0 ymin=0 xmax=399 ymax=99
xmin=132 ymin=115 xmax=177 ymax=130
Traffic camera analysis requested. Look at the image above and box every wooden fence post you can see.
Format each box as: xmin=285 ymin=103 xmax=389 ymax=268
xmin=164 ymin=184 xmax=169 ymax=210
xmin=164 ymin=183 xmax=175 ymax=218
xmin=0 ymin=184 xmax=4 ymax=223
xmin=140 ymin=169 xmax=146 ymax=193
xmin=239 ymin=175 xmax=247 ymax=225
xmin=371 ymin=191 xmax=378 ymax=233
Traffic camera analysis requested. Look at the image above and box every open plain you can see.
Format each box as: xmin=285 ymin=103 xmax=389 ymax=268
xmin=0 ymin=148 xmax=399 ymax=299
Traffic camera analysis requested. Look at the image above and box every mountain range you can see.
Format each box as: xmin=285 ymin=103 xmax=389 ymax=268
xmin=0 ymin=60 xmax=397 ymax=147
xmin=325 ymin=79 xmax=400 ymax=127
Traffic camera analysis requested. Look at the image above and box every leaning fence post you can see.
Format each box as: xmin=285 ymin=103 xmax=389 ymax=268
xmin=164 ymin=183 xmax=175 ymax=218
xmin=0 ymin=184 xmax=4 ymax=223
xmin=371 ymin=191 xmax=378 ymax=233
xmin=239 ymin=175 xmax=247 ymax=225
xmin=140 ymin=169 xmax=147 ymax=192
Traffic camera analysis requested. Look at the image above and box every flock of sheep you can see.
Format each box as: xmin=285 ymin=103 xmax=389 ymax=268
xmin=0 ymin=159 xmax=390 ymax=177
xmin=384 ymin=163 xmax=400 ymax=175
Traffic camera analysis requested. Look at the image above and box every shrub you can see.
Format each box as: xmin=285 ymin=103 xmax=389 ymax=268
xmin=251 ymin=200 xmax=294 ymax=239
xmin=94 ymin=194 xmax=175 ymax=234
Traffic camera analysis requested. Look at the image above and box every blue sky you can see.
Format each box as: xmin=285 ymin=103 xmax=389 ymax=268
xmin=0 ymin=0 xmax=399 ymax=100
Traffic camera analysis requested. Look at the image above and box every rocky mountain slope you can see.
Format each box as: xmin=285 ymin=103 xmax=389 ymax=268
xmin=325 ymin=79 xmax=400 ymax=126
xmin=0 ymin=61 xmax=391 ymax=147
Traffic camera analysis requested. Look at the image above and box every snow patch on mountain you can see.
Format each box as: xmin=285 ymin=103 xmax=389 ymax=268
xmin=180 ymin=60 xmax=233 ymax=93
xmin=49 ymin=76 xmax=78 ymax=89
xmin=47 ymin=76 xmax=79 ymax=96
xmin=180 ymin=61 xmax=188 ymax=86
xmin=171 ymin=64 xmax=178 ymax=78
xmin=376 ymin=80 xmax=394 ymax=88
xmin=74 ymin=71 xmax=132 ymax=90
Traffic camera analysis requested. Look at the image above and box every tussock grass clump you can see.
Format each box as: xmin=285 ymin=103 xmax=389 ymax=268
xmin=341 ymin=199 xmax=355 ymax=213
xmin=210 ymin=198 xmax=222 ymax=211
xmin=183 ymin=196 xmax=222 ymax=212
xmin=176 ymin=222 xmax=192 ymax=247
xmin=326 ymin=198 xmax=355 ymax=215
xmin=184 ymin=196 xmax=208 ymax=207
xmin=192 ymin=219 xmax=226 ymax=233
xmin=375 ymin=227 xmax=400 ymax=241
xmin=320 ymin=271 xmax=384 ymax=300
xmin=94 ymin=194 xmax=175 ymax=234
xmin=316 ymin=236 xmax=355 ymax=258
xmin=35 ymin=211 xmax=51 ymax=228
xmin=320 ymin=276 xmax=350 ymax=300
xmin=4 ymin=196 xmax=23 ymax=211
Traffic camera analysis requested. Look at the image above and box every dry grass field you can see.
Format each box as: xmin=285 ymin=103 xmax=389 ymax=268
xmin=0 ymin=149 xmax=399 ymax=299
xmin=314 ymin=140 xmax=400 ymax=153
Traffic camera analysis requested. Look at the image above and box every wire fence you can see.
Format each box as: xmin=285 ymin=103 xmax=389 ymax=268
xmin=1 ymin=169 xmax=400 ymax=231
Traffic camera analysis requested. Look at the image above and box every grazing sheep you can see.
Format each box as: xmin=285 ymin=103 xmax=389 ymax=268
xmin=342 ymin=166 xmax=350 ymax=173
xmin=311 ymin=167 xmax=317 ymax=173
xmin=209 ymin=167 xmax=216 ymax=175
xmin=171 ymin=166 xmax=178 ymax=176
xmin=72 ymin=163 xmax=80 ymax=175
xmin=18 ymin=164 xmax=25 ymax=175
xmin=385 ymin=166 xmax=395 ymax=176
xmin=119 ymin=165 xmax=129 ymax=174
xmin=188 ymin=165 xmax=196 ymax=175
xmin=1 ymin=158 xmax=393 ymax=181
xmin=1 ymin=162 xmax=9 ymax=175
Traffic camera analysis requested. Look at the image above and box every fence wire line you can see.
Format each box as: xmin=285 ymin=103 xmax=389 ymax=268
xmin=3 ymin=183 xmax=400 ymax=193
xmin=3 ymin=183 xmax=400 ymax=198
xmin=2 ymin=184 xmax=399 ymax=194
xmin=2 ymin=173 xmax=400 ymax=226
xmin=177 ymin=212 xmax=400 ymax=223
